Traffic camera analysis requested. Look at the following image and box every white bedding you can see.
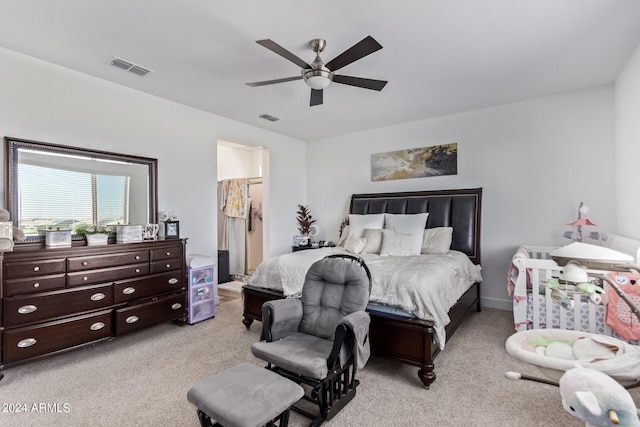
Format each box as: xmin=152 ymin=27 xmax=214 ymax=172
xmin=246 ymin=248 xmax=483 ymax=349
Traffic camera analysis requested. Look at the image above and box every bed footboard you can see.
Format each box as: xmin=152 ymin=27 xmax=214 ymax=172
xmin=242 ymin=282 xmax=481 ymax=388
xmin=242 ymin=285 xmax=283 ymax=328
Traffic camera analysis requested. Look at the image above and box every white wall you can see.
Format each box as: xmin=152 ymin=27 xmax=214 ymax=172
xmin=615 ymin=42 xmax=640 ymax=240
xmin=217 ymin=143 xmax=264 ymax=180
xmin=307 ymin=86 xmax=616 ymax=309
xmin=2 ymin=42 xmax=633 ymax=312
xmin=0 ymin=47 xmax=306 ymax=259
xmin=217 ymin=144 xmax=254 ymax=180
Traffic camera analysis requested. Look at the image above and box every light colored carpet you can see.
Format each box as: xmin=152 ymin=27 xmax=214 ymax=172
xmin=1 ymin=299 xmax=635 ymax=426
xmin=217 ymin=280 xmax=245 ymax=293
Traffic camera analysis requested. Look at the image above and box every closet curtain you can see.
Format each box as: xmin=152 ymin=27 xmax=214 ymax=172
xmin=218 ymin=178 xmax=248 ymax=276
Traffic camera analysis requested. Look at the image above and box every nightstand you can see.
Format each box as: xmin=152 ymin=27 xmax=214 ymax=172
xmin=292 ymin=245 xmax=315 ymax=252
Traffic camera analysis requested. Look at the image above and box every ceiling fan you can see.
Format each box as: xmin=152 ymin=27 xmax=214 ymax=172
xmin=246 ymin=35 xmax=388 ymax=106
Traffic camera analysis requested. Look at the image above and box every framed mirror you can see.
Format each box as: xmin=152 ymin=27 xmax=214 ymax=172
xmin=5 ymin=137 xmax=158 ymax=242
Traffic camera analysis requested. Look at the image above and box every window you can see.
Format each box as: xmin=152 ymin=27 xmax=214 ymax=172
xmin=18 ymin=163 xmax=129 ymax=235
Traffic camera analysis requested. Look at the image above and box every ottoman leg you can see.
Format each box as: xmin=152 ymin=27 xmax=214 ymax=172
xmin=278 ymin=408 xmax=291 ymax=427
xmin=197 ymin=409 xmax=220 ymax=427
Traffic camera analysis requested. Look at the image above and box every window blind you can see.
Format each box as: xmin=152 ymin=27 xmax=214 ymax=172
xmin=18 ymin=164 xmax=129 ymax=234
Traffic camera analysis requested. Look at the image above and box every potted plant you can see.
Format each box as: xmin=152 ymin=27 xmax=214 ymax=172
xmin=296 ymin=204 xmax=316 ymax=246
xmin=76 ymin=224 xmax=113 ymax=246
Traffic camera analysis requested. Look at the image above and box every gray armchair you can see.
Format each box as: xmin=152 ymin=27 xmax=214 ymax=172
xmin=251 ymin=254 xmax=371 ymax=426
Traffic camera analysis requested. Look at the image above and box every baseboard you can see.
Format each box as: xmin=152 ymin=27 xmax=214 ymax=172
xmin=480 ymin=296 xmax=512 ymax=311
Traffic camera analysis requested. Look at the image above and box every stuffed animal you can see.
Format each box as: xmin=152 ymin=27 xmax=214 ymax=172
xmin=559 ymin=365 xmax=640 ymax=426
xmin=0 ymin=208 xmax=25 ymax=252
xmin=543 ymin=278 xmax=606 ymax=305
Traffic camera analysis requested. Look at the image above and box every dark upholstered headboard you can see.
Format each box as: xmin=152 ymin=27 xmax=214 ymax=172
xmin=349 ymin=188 xmax=482 ymax=264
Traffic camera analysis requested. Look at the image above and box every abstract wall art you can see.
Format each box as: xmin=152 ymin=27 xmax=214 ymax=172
xmin=371 ymin=142 xmax=458 ymax=181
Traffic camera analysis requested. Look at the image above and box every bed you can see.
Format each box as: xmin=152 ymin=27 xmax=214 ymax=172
xmin=242 ymin=188 xmax=483 ymax=388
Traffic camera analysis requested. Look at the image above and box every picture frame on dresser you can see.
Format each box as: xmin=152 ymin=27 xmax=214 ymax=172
xmin=143 ymin=223 xmax=159 ymax=241
xmin=164 ymin=221 xmax=180 ymax=239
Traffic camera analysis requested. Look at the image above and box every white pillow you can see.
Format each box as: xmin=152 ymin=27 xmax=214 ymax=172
xmin=348 ymin=214 xmax=385 ymax=238
xmin=380 ymin=231 xmax=422 ymax=256
xmin=344 ymin=235 xmax=366 ymax=254
xmin=361 ymin=228 xmax=383 ymax=254
xmin=421 ymin=227 xmax=453 ymax=254
xmin=338 ymin=225 xmax=350 ymax=247
xmin=384 ymin=213 xmax=429 ymax=235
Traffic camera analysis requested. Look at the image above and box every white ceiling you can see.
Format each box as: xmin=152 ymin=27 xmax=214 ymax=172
xmin=1 ymin=1 xmax=640 ymax=142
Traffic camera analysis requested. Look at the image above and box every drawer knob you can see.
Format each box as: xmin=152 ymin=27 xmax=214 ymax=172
xmin=166 ymin=263 xmax=171 ymax=268
xmin=125 ymin=315 xmax=139 ymax=324
xmin=33 ymin=282 xmax=40 ymax=288
xmin=166 ymin=252 xmax=171 ymax=256
xmin=18 ymin=338 xmax=37 ymax=348
xmin=171 ymin=303 xmax=182 ymax=310
xmin=135 ymin=255 xmax=140 ymax=260
xmin=33 ymin=266 xmax=40 ymax=272
xmin=123 ymin=287 xmax=136 ymax=295
xmin=83 ymin=276 xmax=89 ymax=281
xmin=18 ymin=304 xmax=38 ymax=314
xmin=91 ymin=293 xmax=106 ymax=301
xmin=168 ymin=278 xmax=179 ymax=285
xmin=82 ymin=261 xmax=89 ymax=266
xmin=90 ymin=322 xmax=106 ymax=331
xmin=135 ymin=268 xmax=141 ymax=273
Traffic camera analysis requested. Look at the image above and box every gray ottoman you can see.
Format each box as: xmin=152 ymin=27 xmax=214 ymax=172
xmin=187 ymin=362 xmax=304 ymax=427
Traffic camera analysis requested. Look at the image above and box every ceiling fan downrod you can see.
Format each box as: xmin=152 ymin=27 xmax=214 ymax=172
xmin=303 ymin=39 xmax=333 ymax=89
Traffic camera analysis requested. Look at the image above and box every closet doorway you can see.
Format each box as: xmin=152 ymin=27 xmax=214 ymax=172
xmin=217 ymin=140 xmax=268 ymax=283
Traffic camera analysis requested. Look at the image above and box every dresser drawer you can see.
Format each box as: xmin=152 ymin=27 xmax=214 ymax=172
xmin=4 ymin=258 xmax=66 ymax=280
xmin=150 ymin=258 xmax=182 ymax=274
xmin=4 ymin=284 xmax=113 ymax=327
xmin=115 ymin=293 xmax=186 ymax=335
xmin=67 ymin=250 xmax=150 ymax=272
xmin=113 ymin=271 xmax=184 ymax=303
xmin=150 ymin=245 xmax=183 ymax=261
xmin=67 ymin=263 xmax=149 ymax=287
xmin=4 ymin=274 xmax=66 ymax=297
xmin=3 ymin=310 xmax=112 ymax=364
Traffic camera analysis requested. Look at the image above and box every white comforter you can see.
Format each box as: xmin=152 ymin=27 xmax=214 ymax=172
xmin=246 ymin=248 xmax=483 ymax=349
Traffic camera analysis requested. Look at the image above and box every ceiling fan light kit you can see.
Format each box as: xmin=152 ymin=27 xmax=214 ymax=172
xmin=246 ymin=35 xmax=387 ymax=106
xmin=303 ymin=69 xmax=333 ymax=89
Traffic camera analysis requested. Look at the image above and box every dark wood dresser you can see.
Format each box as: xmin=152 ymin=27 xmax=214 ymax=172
xmin=0 ymin=239 xmax=186 ymax=368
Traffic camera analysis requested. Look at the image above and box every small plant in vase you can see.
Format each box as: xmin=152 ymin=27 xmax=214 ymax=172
xmin=296 ymin=204 xmax=316 ymax=246
xmin=75 ymin=224 xmax=113 ymax=246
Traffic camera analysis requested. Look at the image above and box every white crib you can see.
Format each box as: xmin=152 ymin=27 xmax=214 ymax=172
xmin=509 ymin=234 xmax=640 ymax=340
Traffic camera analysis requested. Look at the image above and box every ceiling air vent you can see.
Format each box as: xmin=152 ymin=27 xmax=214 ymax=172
xmin=110 ymin=57 xmax=153 ymax=76
xmin=259 ymin=114 xmax=280 ymax=122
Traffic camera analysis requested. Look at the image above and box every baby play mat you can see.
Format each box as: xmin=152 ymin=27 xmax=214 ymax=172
xmin=506 ymin=329 xmax=640 ymax=381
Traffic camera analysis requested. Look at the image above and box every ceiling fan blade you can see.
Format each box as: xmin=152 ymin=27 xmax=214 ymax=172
xmin=310 ymin=89 xmax=323 ymax=106
xmin=246 ymin=76 xmax=302 ymax=87
xmin=333 ymin=75 xmax=388 ymax=91
xmin=256 ymin=39 xmax=311 ymax=69
xmin=325 ymin=36 xmax=383 ymax=72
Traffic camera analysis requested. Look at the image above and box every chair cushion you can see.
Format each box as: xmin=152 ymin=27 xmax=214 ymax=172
xmin=300 ymin=257 xmax=370 ymax=339
xmin=251 ymin=332 xmax=335 ymax=379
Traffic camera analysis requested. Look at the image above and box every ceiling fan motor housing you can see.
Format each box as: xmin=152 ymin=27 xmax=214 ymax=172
xmin=303 ymin=39 xmax=333 ymax=89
